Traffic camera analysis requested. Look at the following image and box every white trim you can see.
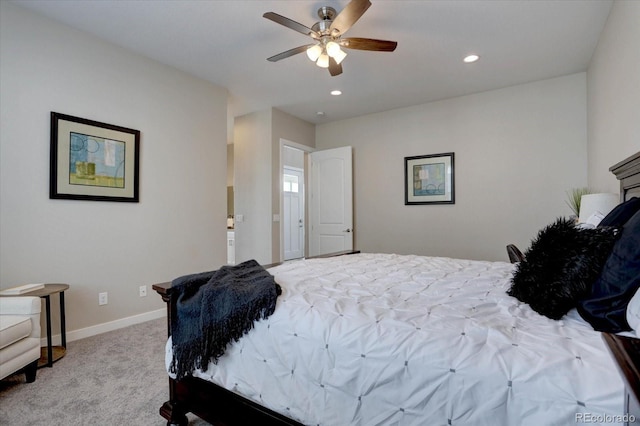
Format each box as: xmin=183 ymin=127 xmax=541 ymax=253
xmin=283 ymin=166 xmax=305 ymax=261
xmin=41 ymin=308 xmax=166 ymax=346
xmin=279 ymin=139 xmax=315 ymax=263
xmin=280 ymin=138 xmax=315 ymax=154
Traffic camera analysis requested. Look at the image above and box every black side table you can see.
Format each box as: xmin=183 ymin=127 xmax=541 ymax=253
xmin=3 ymin=283 xmax=70 ymax=368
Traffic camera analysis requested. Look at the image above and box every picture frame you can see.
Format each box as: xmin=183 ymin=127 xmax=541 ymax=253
xmin=404 ymin=152 xmax=455 ymax=205
xmin=50 ymin=112 xmax=140 ymax=202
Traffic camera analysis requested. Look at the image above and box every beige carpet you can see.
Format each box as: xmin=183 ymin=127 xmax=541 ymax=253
xmin=0 ymin=317 xmax=208 ymax=425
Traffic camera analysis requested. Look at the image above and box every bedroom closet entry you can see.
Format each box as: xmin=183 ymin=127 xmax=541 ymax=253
xmin=281 ymin=143 xmax=353 ymax=261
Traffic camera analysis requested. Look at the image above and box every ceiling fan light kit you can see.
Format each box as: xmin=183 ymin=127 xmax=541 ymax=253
xmin=264 ymin=0 xmax=397 ymax=76
xmin=307 ymin=39 xmax=348 ymax=68
xmin=331 ymin=49 xmax=347 ymax=65
xmin=306 ymin=45 xmax=323 ymax=61
xmin=317 ymin=53 xmax=330 ymax=68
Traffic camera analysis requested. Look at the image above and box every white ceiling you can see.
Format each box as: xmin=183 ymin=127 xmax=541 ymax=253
xmin=13 ymin=0 xmax=613 ymax=124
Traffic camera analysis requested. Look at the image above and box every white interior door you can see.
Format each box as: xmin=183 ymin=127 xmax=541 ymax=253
xmin=309 ymin=146 xmax=353 ymax=256
xmin=283 ymin=167 xmax=304 ymax=260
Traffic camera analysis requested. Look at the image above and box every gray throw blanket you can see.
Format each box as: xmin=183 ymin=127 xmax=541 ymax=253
xmin=169 ymin=259 xmax=281 ymax=379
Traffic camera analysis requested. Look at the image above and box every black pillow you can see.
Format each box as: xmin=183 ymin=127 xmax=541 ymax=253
xmin=598 ymin=196 xmax=640 ymax=227
xmin=507 ymin=218 xmax=619 ymax=320
xmin=577 ymin=209 xmax=640 ymax=332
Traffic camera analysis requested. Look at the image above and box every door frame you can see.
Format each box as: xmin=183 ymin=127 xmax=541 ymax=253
xmin=278 ymin=139 xmax=314 ymax=262
xmin=283 ymin=166 xmax=305 ymax=260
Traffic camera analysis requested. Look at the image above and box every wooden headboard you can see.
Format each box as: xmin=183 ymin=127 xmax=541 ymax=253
xmin=603 ymin=152 xmax=640 ymax=419
xmin=610 ymin=151 xmax=640 ymax=202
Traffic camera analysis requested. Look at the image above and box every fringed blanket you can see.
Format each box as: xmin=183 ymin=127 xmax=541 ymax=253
xmin=169 ymin=259 xmax=281 ymax=379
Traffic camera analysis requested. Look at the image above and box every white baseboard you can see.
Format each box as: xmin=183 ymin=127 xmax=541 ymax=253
xmin=41 ymin=308 xmax=166 ymax=346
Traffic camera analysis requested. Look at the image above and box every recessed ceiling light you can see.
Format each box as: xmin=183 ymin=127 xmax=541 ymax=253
xmin=331 ymin=90 xmax=342 ymax=96
xmin=463 ymin=54 xmax=480 ymax=63
xmin=317 ymin=111 xmax=325 ymax=116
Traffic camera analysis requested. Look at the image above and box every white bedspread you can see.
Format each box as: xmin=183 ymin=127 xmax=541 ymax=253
xmin=166 ymin=253 xmax=625 ymax=426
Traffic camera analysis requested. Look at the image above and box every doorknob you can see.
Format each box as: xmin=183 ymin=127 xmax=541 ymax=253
xmin=342 ymin=228 xmax=352 ymax=233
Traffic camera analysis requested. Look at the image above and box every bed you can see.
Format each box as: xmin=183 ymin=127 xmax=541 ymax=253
xmin=153 ymin=151 xmax=640 ymax=426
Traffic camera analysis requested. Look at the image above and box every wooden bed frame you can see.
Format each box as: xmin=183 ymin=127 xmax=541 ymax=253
xmin=153 ymin=151 xmax=640 ymax=426
xmin=152 ymin=250 xmax=359 ymax=426
xmin=611 ymin=151 xmax=640 ymax=201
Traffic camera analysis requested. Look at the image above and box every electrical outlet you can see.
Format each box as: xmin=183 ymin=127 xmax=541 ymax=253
xmin=98 ymin=292 xmax=108 ymax=305
xmin=139 ymin=285 xmax=147 ymax=297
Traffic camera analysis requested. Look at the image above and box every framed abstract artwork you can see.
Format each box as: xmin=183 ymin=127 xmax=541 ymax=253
xmin=50 ymin=112 xmax=140 ymax=202
xmin=404 ymin=152 xmax=454 ymax=205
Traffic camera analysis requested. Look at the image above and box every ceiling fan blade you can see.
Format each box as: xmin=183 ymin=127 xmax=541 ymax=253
xmin=328 ymin=57 xmax=343 ymax=76
xmin=341 ymin=37 xmax=398 ymax=52
xmin=263 ymin=12 xmax=319 ymax=39
xmin=267 ymin=45 xmax=314 ymax=62
xmin=330 ymin=0 xmax=371 ymax=34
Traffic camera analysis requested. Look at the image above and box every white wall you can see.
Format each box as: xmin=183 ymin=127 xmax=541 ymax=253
xmin=0 ymin=2 xmax=228 ymax=335
xmin=233 ymin=108 xmax=314 ymax=265
xmin=233 ymin=110 xmax=273 ymax=265
xmin=283 ymin=146 xmax=305 ymax=170
xmin=316 ymin=74 xmax=588 ymax=261
xmin=271 ymin=109 xmax=315 ymax=262
xmin=587 ymin=0 xmax=640 ymax=193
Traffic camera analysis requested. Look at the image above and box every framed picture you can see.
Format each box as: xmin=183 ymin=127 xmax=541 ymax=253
xmin=50 ymin=112 xmax=140 ymax=202
xmin=404 ymin=152 xmax=455 ymax=205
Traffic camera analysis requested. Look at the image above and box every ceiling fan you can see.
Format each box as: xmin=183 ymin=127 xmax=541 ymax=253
xmin=263 ymin=0 xmax=397 ymax=76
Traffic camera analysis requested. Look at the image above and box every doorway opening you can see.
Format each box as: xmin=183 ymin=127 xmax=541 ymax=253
xmin=279 ymin=141 xmax=353 ymax=262
xmin=283 ymin=167 xmax=304 ymax=260
xmin=280 ymin=142 xmax=310 ymax=262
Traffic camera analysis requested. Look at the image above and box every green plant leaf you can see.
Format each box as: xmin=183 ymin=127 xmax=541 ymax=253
xmin=565 ymin=187 xmax=592 ymax=216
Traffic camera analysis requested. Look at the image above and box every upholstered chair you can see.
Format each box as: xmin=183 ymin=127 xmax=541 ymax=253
xmin=0 ymin=296 xmax=41 ymax=382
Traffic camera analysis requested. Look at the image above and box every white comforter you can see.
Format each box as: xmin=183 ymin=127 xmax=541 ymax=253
xmin=166 ymin=253 xmax=625 ymax=426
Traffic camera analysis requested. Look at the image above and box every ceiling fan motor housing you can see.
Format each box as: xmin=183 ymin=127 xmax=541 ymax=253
xmin=312 ymin=7 xmax=339 ymax=39
xmin=317 ymin=6 xmax=337 ymax=21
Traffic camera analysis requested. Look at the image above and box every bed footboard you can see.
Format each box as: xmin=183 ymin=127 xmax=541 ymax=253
xmin=153 ymin=280 xmax=305 ymax=425
xmin=158 ymin=398 xmax=187 ymax=426
xmin=153 ymin=280 xmax=304 ymax=426
xmin=152 ymin=282 xmax=189 ymax=426
xmin=151 ymin=253 xmax=364 ymax=426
